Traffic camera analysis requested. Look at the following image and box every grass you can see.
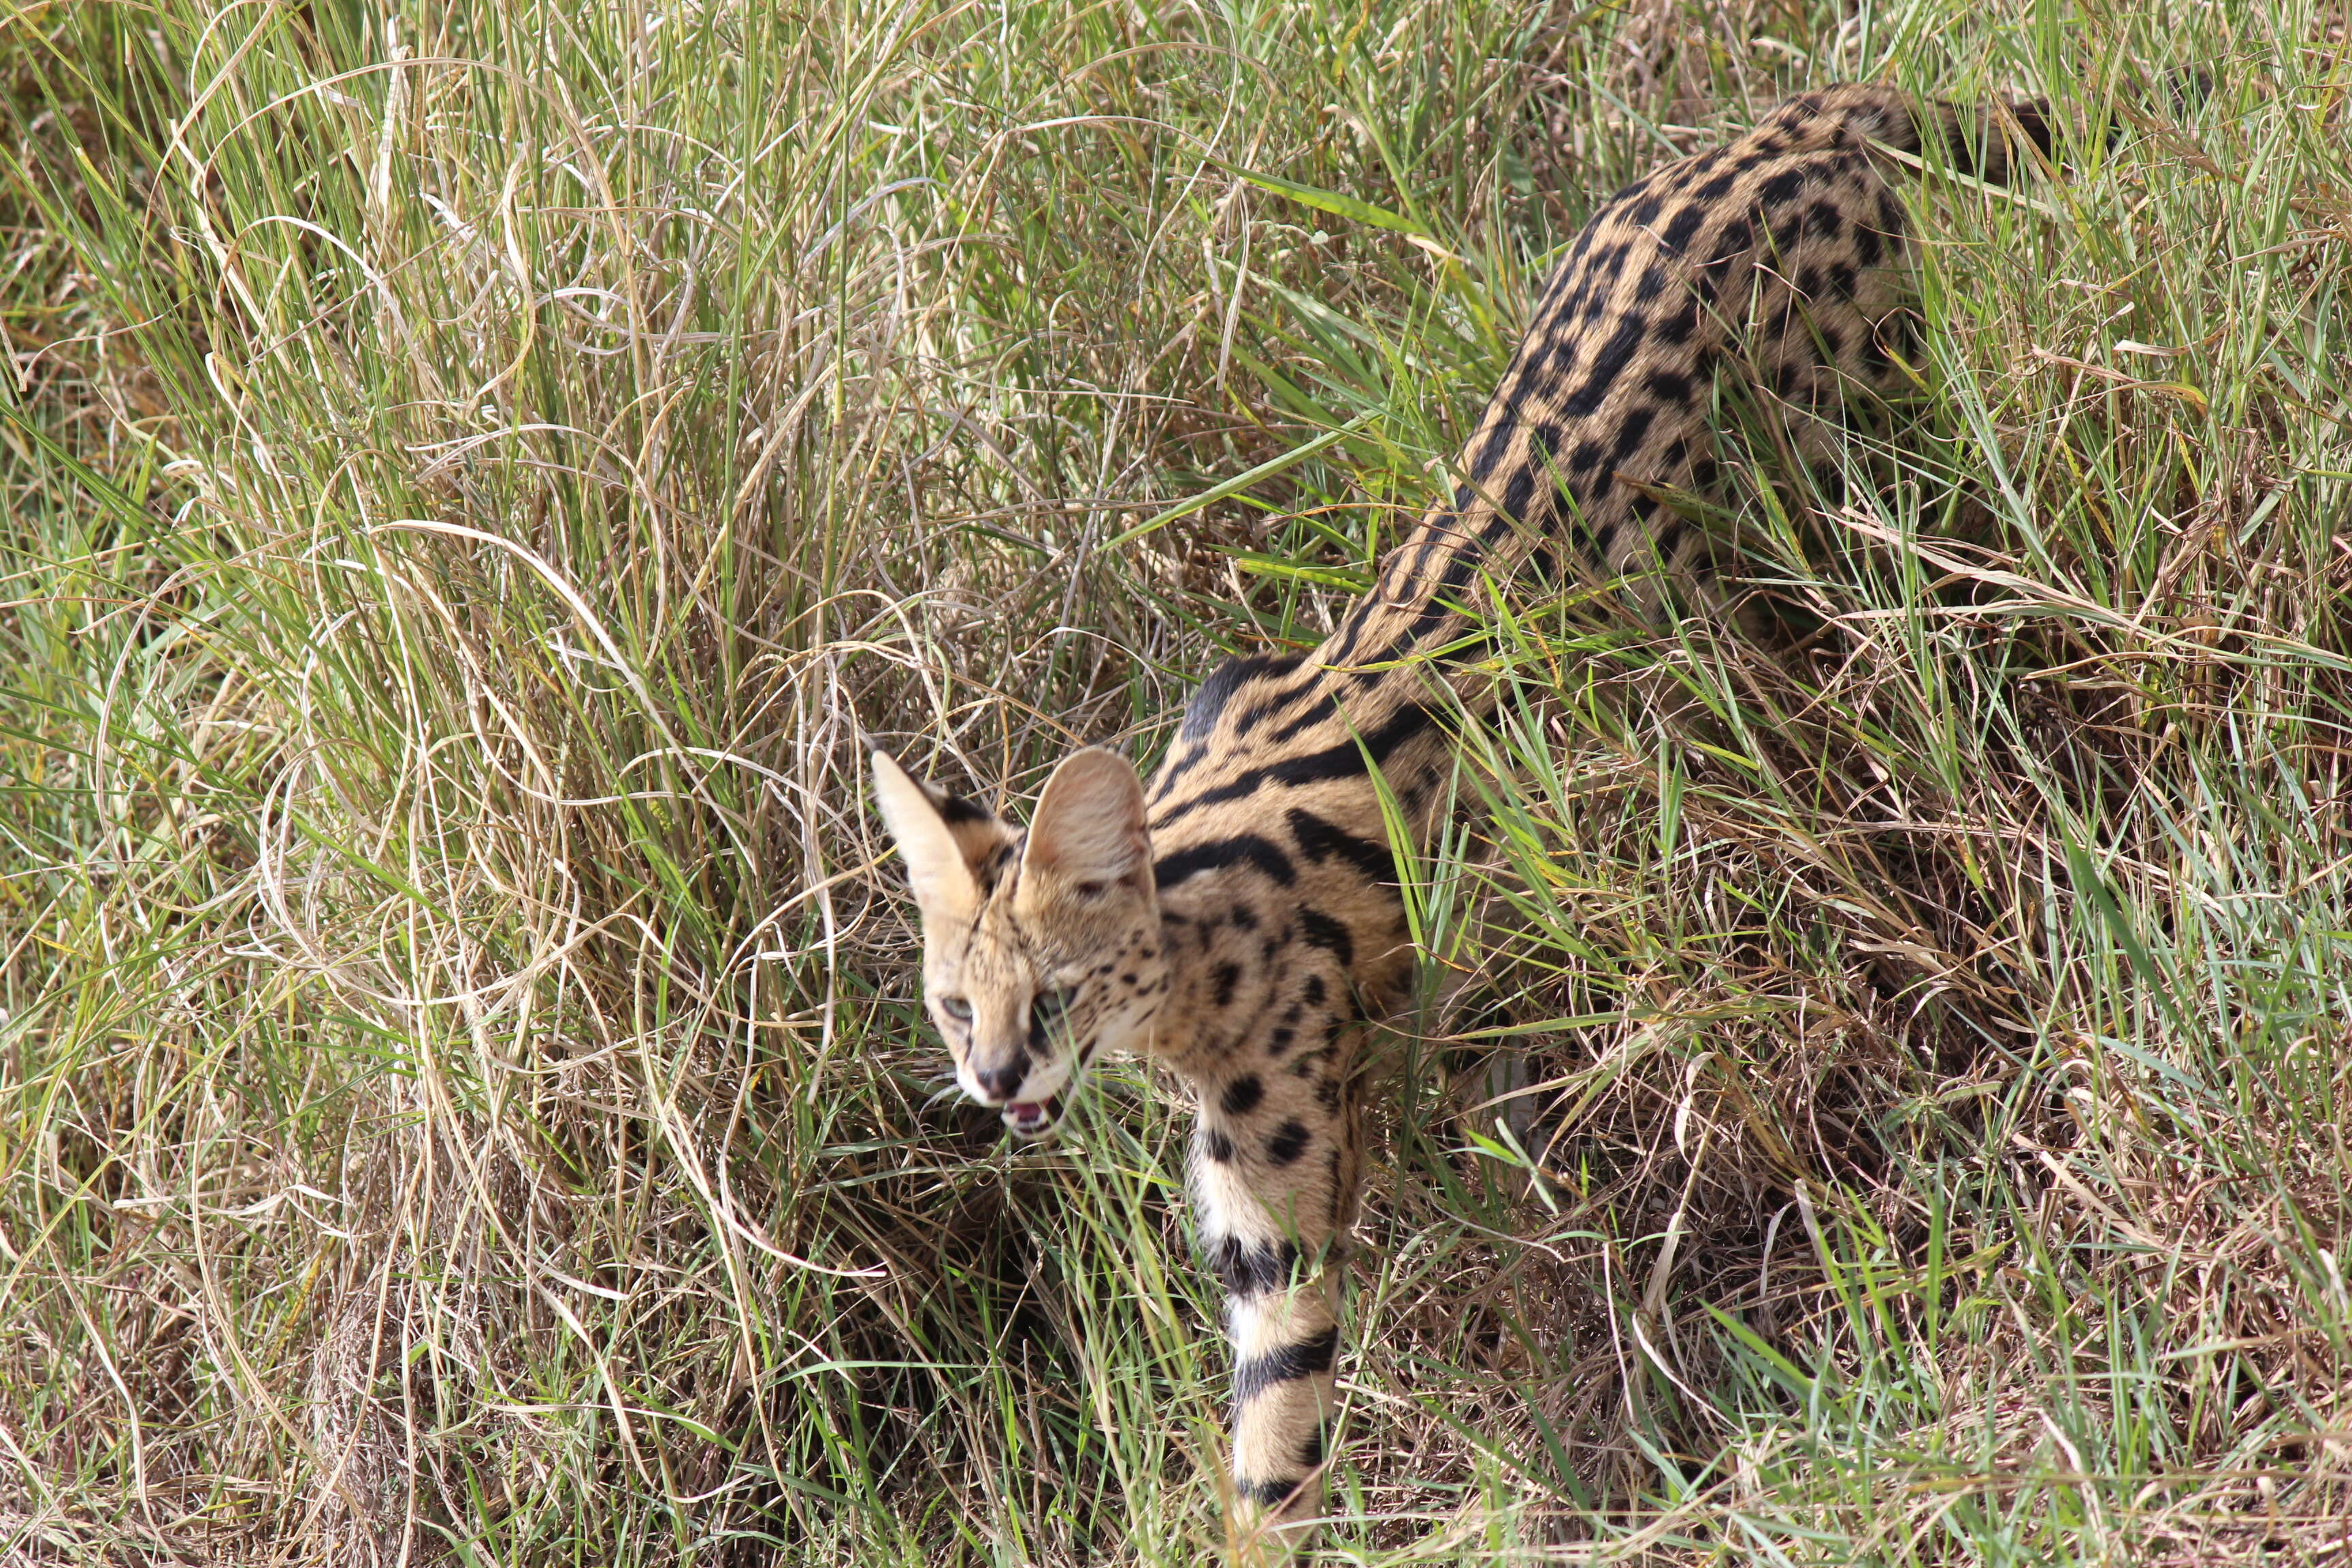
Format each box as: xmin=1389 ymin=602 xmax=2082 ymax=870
xmin=2 ymin=0 xmax=2349 ymax=1562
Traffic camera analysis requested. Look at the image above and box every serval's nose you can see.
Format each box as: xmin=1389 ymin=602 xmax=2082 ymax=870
xmin=973 ymin=1056 xmax=1030 ymax=1103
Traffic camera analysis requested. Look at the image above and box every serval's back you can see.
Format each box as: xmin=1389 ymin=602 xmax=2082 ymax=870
xmin=872 ymin=83 xmax=2061 ymax=1549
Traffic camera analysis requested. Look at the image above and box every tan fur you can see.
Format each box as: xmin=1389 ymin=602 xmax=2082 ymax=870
xmin=872 ymin=84 xmax=2059 ymax=1546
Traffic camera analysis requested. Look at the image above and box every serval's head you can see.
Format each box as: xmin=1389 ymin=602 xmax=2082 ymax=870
xmin=870 ymin=747 xmax=1166 ymax=1139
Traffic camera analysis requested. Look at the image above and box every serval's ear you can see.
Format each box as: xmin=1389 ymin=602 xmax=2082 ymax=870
xmin=1018 ymin=747 xmax=1150 ymax=899
xmin=870 ymin=751 xmax=1014 ymax=920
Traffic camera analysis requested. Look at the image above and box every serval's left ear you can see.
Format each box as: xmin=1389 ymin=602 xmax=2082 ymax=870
xmin=870 ymin=750 xmax=1016 ymax=921
xmin=1019 ymin=747 xmax=1151 ymax=898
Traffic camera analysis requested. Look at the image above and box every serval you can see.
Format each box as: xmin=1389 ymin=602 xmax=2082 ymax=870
xmin=872 ymin=82 xmax=2062 ymax=1549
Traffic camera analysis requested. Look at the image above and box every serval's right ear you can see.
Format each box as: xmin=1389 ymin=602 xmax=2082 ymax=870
xmin=870 ymin=751 xmax=1015 ymax=921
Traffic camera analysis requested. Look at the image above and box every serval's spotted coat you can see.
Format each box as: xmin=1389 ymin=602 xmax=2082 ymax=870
xmin=872 ymin=84 xmax=2061 ymax=1547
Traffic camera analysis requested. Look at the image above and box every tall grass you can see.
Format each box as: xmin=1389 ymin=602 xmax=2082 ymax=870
xmin=2 ymin=0 xmax=2347 ymax=1563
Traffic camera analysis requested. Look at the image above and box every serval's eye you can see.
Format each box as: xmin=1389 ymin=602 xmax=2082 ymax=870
xmin=1032 ymin=987 xmax=1076 ymax=1027
xmin=937 ymin=995 xmax=973 ymax=1023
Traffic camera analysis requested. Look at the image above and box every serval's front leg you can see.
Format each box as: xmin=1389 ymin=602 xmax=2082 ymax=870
xmin=1190 ymin=1037 xmax=1362 ymax=1550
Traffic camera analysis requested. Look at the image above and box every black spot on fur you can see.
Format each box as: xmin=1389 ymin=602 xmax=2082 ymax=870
xmin=1757 ymin=167 xmax=1806 ymax=210
xmin=1562 ymin=314 xmax=1648 ymax=417
xmin=1875 ymin=188 xmax=1905 ymax=239
xmin=1610 ymin=404 xmax=1657 ymax=466
xmin=1850 ymin=217 xmax=1886 ymax=271
xmin=1266 ymin=1120 xmax=1311 ymax=1166
xmin=1221 ymin=1075 xmax=1264 ymax=1116
xmin=1156 ymin=702 xmax=1434 ymax=826
xmin=1693 ymin=169 xmax=1739 ymax=203
xmin=935 ymin=792 xmax=994 ymax=824
xmin=1264 ymin=690 xmax=1337 ymax=747
xmin=1285 ymin=807 xmax=1398 ymax=886
xmin=1155 ymin=836 xmax=1296 ymax=891
xmin=2009 ymin=101 xmax=2055 ymax=162
xmin=1181 ymin=651 xmax=1303 ymax=742
xmin=968 ymin=841 xmax=1017 ymax=896
xmin=1296 ymin=909 xmax=1353 ymax=968
xmin=1232 ymin=1326 xmax=1339 ymax=1404
xmin=1499 ymin=463 xmax=1538 ymax=527
xmin=1644 ymin=368 xmax=1693 ymax=404
xmin=1205 ymin=1237 xmax=1298 ymax=1297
